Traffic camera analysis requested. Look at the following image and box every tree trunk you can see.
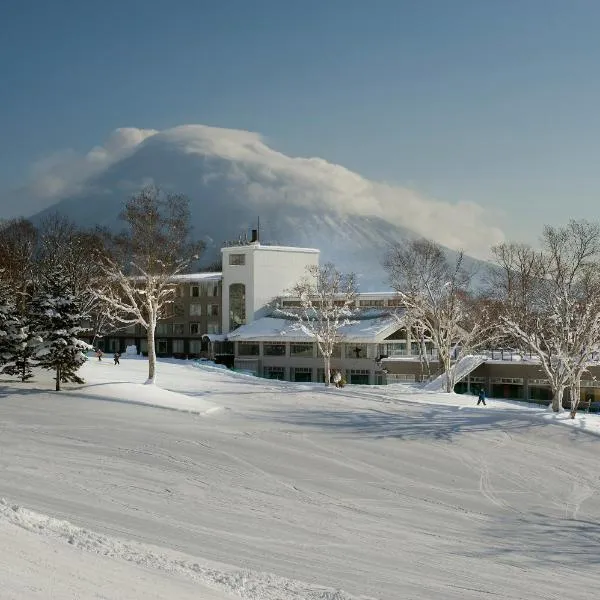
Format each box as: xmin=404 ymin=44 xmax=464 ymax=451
xmin=551 ymin=386 xmax=563 ymax=412
xmin=146 ymin=326 xmax=156 ymax=385
xmin=55 ymin=365 xmax=61 ymax=391
xmin=570 ymin=381 xmax=581 ymax=419
xmin=324 ymin=355 xmax=331 ymax=387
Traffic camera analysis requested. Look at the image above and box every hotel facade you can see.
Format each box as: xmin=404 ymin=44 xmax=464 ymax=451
xmin=97 ymin=243 xmax=600 ymax=405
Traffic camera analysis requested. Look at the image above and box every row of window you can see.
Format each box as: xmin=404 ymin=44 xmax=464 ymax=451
xmin=173 ymin=283 xmax=220 ymax=298
xmin=156 ymin=322 xmax=221 ymax=336
xmin=280 ymin=298 xmax=403 ymax=309
xmin=189 ymin=303 xmax=220 ymax=317
xmin=236 ymin=342 xmax=375 ymax=358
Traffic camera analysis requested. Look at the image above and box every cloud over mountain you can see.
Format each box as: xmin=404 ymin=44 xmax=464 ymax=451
xmin=5 ymin=124 xmax=504 ymax=260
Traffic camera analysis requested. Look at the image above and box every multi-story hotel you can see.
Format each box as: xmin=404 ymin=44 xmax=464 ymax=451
xmin=98 ymin=242 xmax=600 ymax=405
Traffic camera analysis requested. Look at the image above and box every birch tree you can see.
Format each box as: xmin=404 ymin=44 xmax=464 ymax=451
xmin=277 ymin=263 xmax=358 ymax=386
xmin=96 ymin=186 xmax=204 ymax=384
xmin=384 ymin=239 xmax=495 ymax=392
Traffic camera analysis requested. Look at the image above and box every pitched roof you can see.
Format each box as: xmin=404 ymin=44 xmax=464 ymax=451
xmin=226 ymin=313 xmax=405 ymax=343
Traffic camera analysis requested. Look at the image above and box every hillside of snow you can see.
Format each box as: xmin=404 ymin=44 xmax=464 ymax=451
xmin=2 ymin=356 xmax=600 ymax=599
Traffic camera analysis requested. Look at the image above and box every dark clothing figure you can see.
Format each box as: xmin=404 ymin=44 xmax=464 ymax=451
xmin=95 ymin=349 xmax=103 ymax=361
xmin=477 ymin=388 xmax=487 ymax=406
xmin=113 ymin=352 xmax=120 ymax=365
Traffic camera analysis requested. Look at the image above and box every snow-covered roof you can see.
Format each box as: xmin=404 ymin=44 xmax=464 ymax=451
xmin=168 ymin=272 xmax=222 ymax=283
xmin=201 ymin=333 xmax=227 ymax=342
xmin=221 ymin=243 xmax=319 ymax=254
xmin=227 ymin=314 xmax=405 ymax=343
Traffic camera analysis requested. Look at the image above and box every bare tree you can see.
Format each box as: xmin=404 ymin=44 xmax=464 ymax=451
xmin=95 ymin=186 xmax=204 ymax=384
xmin=385 ymin=239 xmax=495 ymax=392
xmin=276 ymin=263 xmax=358 ymax=386
xmin=491 ymin=221 xmax=600 ymax=414
xmin=0 ymin=218 xmax=38 ymax=309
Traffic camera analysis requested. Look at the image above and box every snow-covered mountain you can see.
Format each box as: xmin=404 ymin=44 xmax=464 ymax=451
xmin=27 ymin=125 xmax=501 ymax=290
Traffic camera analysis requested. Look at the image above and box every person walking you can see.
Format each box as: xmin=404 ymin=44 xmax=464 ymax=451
xmin=477 ymin=388 xmax=487 ymax=406
xmin=95 ymin=349 xmax=103 ymax=361
xmin=113 ymin=352 xmax=120 ymax=365
xmin=332 ymin=370 xmax=342 ymax=388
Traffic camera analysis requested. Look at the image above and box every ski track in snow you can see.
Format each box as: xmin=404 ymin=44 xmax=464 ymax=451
xmin=2 ymin=358 xmax=600 ymax=599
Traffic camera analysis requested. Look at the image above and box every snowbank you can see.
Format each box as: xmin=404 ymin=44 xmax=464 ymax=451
xmin=0 ymin=499 xmax=375 ymax=600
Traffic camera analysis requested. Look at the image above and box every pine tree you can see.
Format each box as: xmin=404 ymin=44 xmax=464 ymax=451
xmin=0 ymin=282 xmax=19 ymax=371
xmin=33 ymin=270 xmax=90 ymax=391
xmin=3 ymin=312 xmax=39 ymax=382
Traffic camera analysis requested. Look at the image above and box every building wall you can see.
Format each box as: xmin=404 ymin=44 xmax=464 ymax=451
xmin=99 ymin=276 xmax=222 ymax=357
xmin=221 ymin=244 xmax=319 ymax=332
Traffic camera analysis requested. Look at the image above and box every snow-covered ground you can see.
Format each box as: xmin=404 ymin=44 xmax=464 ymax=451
xmin=2 ymin=357 xmax=600 ymax=599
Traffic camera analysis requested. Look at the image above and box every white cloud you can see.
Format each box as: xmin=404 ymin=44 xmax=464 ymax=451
xmin=1 ymin=124 xmax=504 ymax=259
xmin=2 ymin=128 xmax=158 ymax=217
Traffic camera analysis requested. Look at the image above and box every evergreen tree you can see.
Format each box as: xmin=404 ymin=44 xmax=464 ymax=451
xmin=33 ymin=270 xmax=90 ymax=391
xmin=0 ymin=281 xmax=19 ymax=371
xmin=3 ymin=312 xmax=39 ymax=382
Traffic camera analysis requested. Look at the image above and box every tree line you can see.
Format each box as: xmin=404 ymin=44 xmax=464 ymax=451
xmin=0 ymin=186 xmax=204 ymax=389
xmin=2 ymin=183 xmax=598 ymax=416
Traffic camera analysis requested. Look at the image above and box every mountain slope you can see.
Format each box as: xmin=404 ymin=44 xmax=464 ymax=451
xmin=30 ymin=125 xmax=498 ymax=289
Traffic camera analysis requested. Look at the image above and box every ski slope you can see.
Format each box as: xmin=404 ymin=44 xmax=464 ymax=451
xmin=1 ymin=357 xmax=600 ymax=599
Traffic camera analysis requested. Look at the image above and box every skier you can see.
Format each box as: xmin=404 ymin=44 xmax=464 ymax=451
xmin=113 ymin=352 xmax=120 ymax=365
xmin=477 ymin=388 xmax=487 ymax=406
xmin=95 ymin=348 xmax=103 ymax=361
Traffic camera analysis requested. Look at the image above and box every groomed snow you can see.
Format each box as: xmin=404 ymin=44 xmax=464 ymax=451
xmin=2 ymin=356 xmax=600 ymax=599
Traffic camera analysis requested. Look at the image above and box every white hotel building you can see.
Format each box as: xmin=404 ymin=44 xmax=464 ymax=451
xmin=101 ymin=242 xmax=599 ymax=405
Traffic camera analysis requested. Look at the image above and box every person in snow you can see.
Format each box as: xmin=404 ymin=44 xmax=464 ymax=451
xmin=113 ymin=352 xmax=120 ymax=365
xmin=477 ymin=388 xmax=487 ymax=406
xmin=95 ymin=349 xmax=103 ymax=361
xmin=332 ymin=370 xmax=342 ymax=388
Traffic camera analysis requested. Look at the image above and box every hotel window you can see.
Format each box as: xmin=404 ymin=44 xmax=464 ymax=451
xmin=290 ymin=343 xmax=313 ymax=357
xmin=208 ymin=304 xmax=220 ymax=317
xmin=190 ymin=323 xmax=201 ymax=335
xmin=229 ymin=283 xmax=246 ymax=328
xmin=264 ymin=343 xmax=286 ymax=356
xmin=345 ymin=343 xmax=368 ymax=359
xmin=156 ymin=340 xmax=168 ymax=354
xmin=190 ymin=285 xmax=200 ymax=297
xmin=229 ymin=254 xmax=246 ymax=266
xmin=207 ymin=283 xmax=219 ymax=297
xmin=189 ymin=303 xmax=202 ymax=316
xmin=172 ymin=339 xmax=184 ymax=354
xmin=264 ymin=366 xmax=285 ymax=380
xmin=317 ymin=344 xmax=341 ymax=358
xmin=292 ymin=367 xmax=312 ymax=382
xmin=238 ymin=342 xmax=259 ymax=356
xmin=173 ymin=323 xmax=185 ymax=335
xmin=156 ymin=323 xmax=172 ymax=336
xmin=359 ymin=299 xmax=384 ymax=307
xmin=207 ymin=323 xmax=221 ymax=334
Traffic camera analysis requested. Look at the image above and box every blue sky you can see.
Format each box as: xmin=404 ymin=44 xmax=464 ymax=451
xmin=1 ymin=0 xmax=600 ymax=243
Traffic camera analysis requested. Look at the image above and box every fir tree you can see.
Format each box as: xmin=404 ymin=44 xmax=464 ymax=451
xmin=33 ymin=270 xmax=90 ymax=391
xmin=0 ymin=281 xmax=19 ymax=372
xmin=0 ymin=273 xmax=39 ymax=382
xmin=3 ymin=313 xmax=39 ymax=382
